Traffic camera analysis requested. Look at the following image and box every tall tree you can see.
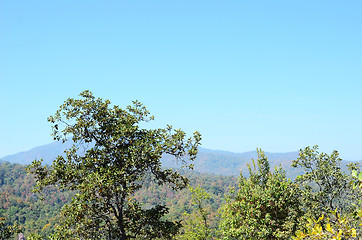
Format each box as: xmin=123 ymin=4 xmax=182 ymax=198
xmin=292 ymin=145 xmax=360 ymax=219
xmin=27 ymin=91 xmax=201 ymax=239
xmin=220 ymin=149 xmax=304 ymax=240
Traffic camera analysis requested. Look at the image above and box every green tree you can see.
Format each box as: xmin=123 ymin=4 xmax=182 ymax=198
xmin=0 ymin=217 xmax=20 ymax=240
xmin=219 ymin=149 xmax=304 ymax=240
xmin=292 ymin=147 xmax=362 ymax=240
xmin=27 ymin=91 xmax=201 ymax=240
xmin=292 ymin=212 xmax=358 ymax=240
xmin=177 ymin=186 xmax=212 ymax=240
xmin=292 ymin=145 xmax=360 ymax=219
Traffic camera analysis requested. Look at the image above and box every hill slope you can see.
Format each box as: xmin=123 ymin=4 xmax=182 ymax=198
xmin=1 ymin=142 xmax=358 ymax=179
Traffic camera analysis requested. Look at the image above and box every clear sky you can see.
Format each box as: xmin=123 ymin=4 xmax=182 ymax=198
xmin=1 ymin=1 xmax=361 ymax=160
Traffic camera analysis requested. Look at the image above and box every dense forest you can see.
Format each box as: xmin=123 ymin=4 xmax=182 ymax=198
xmin=0 ymin=161 xmax=72 ymax=237
xmin=1 ymin=148 xmax=362 ymax=239
xmin=1 ymin=91 xmax=362 ymax=239
xmin=0 ymin=161 xmax=236 ymax=238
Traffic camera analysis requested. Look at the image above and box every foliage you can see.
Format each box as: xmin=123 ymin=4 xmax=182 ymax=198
xmin=292 ymin=145 xmax=360 ymax=219
xmin=0 ymin=217 xmax=20 ymax=240
xmin=27 ymin=232 xmax=45 ymax=240
xmin=351 ymin=169 xmax=362 ymax=194
xmin=293 ymin=174 xmax=362 ymax=240
xmin=27 ymin=91 xmax=201 ymax=239
xmin=0 ymin=161 xmax=235 ymax=239
xmin=134 ymin=170 xmax=236 ymax=224
xmin=177 ymin=186 xmax=213 ymax=240
xmin=292 ymin=146 xmax=362 ymax=239
xmin=292 ymin=212 xmax=358 ymax=240
xmin=0 ymin=162 xmax=69 ymax=237
xmin=219 ymin=149 xmax=304 ymax=239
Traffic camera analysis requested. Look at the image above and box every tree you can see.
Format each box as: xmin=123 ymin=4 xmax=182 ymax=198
xmin=27 ymin=90 xmax=201 ymax=239
xmin=219 ymin=149 xmax=304 ymax=240
xmin=291 ymin=146 xmax=362 ymax=239
xmin=177 ymin=186 xmax=213 ymax=240
xmin=291 ymin=145 xmax=360 ymax=219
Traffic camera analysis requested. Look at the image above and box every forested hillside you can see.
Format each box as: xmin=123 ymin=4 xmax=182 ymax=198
xmin=0 ymin=162 xmax=72 ymax=237
xmin=2 ymin=148 xmax=361 ymax=239
xmin=0 ymin=161 xmax=236 ymax=238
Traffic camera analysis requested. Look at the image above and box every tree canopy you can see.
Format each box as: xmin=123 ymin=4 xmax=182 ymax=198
xmin=292 ymin=145 xmax=360 ymax=218
xmin=27 ymin=90 xmax=201 ymax=239
xmin=220 ymin=150 xmax=304 ymax=240
xmin=177 ymin=186 xmax=213 ymax=240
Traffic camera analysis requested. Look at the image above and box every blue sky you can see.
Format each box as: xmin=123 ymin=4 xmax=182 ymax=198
xmin=1 ymin=1 xmax=361 ymax=160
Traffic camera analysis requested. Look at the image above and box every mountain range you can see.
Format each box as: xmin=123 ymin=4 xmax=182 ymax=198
xmin=1 ymin=142 xmax=359 ymax=179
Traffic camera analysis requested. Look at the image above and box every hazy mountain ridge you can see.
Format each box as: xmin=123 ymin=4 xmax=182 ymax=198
xmin=1 ymin=142 xmax=359 ymax=179
xmin=1 ymin=141 xmax=74 ymax=165
xmin=161 ymin=148 xmax=302 ymax=178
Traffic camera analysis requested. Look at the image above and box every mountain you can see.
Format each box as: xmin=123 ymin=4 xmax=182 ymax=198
xmin=1 ymin=141 xmax=74 ymax=165
xmin=162 ymin=148 xmax=302 ymax=178
xmin=1 ymin=142 xmax=359 ymax=179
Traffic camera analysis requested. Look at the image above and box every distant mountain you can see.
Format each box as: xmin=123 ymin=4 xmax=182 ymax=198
xmin=162 ymin=148 xmax=303 ymax=178
xmin=1 ymin=141 xmax=74 ymax=165
xmin=1 ymin=142 xmax=359 ymax=179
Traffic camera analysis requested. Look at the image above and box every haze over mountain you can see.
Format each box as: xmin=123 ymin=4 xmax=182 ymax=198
xmin=1 ymin=142 xmax=359 ymax=179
